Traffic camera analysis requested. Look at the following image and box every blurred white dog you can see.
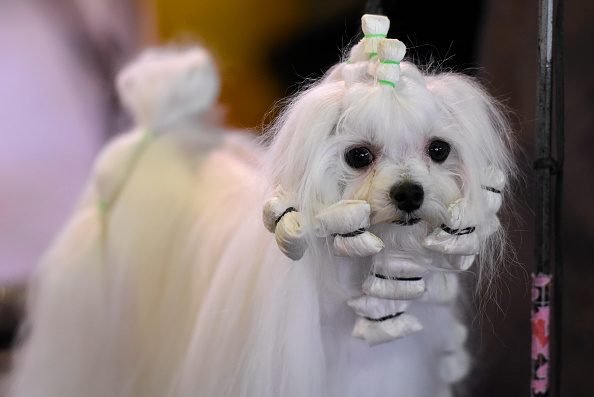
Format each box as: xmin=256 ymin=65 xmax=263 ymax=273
xmin=10 ymin=14 xmax=514 ymax=397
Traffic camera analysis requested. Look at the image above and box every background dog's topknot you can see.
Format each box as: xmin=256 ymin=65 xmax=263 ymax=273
xmin=116 ymin=46 xmax=219 ymax=131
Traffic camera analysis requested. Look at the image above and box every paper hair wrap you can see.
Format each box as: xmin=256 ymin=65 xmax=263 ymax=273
xmin=375 ymin=39 xmax=407 ymax=87
xmin=361 ymin=14 xmax=390 ymax=59
xmin=262 ymin=194 xmax=306 ymax=261
xmin=263 ymin=196 xmax=385 ymax=260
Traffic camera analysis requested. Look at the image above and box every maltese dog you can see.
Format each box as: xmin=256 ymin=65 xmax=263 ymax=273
xmin=10 ymin=14 xmax=514 ymax=397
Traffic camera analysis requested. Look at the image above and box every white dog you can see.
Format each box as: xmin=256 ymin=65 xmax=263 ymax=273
xmin=10 ymin=14 xmax=514 ymax=397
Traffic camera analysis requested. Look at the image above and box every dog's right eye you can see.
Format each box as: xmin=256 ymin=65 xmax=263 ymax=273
xmin=427 ymin=139 xmax=451 ymax=163
xmin=345 ymin=147 xmax=374 ymax=169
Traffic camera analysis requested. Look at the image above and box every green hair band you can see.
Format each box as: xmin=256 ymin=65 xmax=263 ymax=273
xmin=97 ymin=200 xmax=109 ymax=213
xmin=364 ymin=33 xmax=387 ymax=38
xmin=380 ymin=59 xmax=401 ymax=65
xmin=378 ymin=79 xmax=396 ymax=88
xmin=96 ymin=129 xmax=153 ymax=216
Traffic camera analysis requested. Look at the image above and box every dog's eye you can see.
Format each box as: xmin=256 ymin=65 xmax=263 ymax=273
xmin=345 ymin=147 xmax=374 ymax=169
xmin=427 ymin=139 xmax=451 ymax=163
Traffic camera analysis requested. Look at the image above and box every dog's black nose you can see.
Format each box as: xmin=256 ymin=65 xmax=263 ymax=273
xmin=390 ymin=182 xmax=424 ymax=212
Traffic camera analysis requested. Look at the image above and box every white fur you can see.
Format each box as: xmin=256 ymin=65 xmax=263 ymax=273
xmin=10 ymin=14 xmax=515 ymax=397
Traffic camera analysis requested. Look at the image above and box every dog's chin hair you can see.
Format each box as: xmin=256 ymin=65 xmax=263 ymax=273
xmin=392 ymin=217 xmax=422 ymax=226
xmin=370 ymin=198 xmax=447 ymax=230
xmin=369 ymin=220 xmax=431 ymax=255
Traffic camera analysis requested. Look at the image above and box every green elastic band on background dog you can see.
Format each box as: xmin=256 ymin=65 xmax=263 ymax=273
xmin=364 ymin=33 xmax=387 ymax=38
xmin=97 ymin=200 xmax=108 ymax=213
xmin=96 ymin=129 xmax=153 ymax=215
xmin=381 ymin=59 xmax=401 ymax=64
xmin=378 ymin=79 xmax=396 ymax=88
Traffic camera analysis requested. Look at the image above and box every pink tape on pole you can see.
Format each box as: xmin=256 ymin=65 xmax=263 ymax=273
xmin=531 ymin=273 xmax=552 ymax=396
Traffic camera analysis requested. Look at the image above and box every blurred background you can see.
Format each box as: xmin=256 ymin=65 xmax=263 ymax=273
xmin=0 ymin=0 xmax=592 ymax=395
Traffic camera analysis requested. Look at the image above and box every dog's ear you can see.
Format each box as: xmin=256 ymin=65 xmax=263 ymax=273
xmin=420 ymin=73 xmax=515 ymax=285
xmin=266 ymin=81 xmax=345 ymax=217
xmin=426 ymin=73 xmax=515 ymax=249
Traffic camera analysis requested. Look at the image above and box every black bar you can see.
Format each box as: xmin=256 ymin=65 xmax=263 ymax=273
xmin=535 ymin=0 xmax=554 ymax=276
xmin=534 ymin=0 xmax=564 ymax=395
xmin=533 ymin=0 xmax=554 ymax=396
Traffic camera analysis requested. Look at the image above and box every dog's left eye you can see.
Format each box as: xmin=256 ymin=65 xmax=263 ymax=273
xmin=345 ymin=147 xmax=374 ymax=169
xmin=427 ymin=139 xmax=451 ymax=163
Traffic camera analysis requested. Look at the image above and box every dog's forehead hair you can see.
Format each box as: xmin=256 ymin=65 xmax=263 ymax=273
xmin=337 ymin=82 xmax=442 ymax=157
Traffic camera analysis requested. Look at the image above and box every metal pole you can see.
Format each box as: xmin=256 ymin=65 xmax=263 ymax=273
xmin=532 ymin=0 xmax=563 ymax=395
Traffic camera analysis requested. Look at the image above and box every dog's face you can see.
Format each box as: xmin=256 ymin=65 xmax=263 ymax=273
xmin=268 ymin=62 xmax=513 ymax=241
xmin=335 ymin=81 xmax=463 ymax=230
